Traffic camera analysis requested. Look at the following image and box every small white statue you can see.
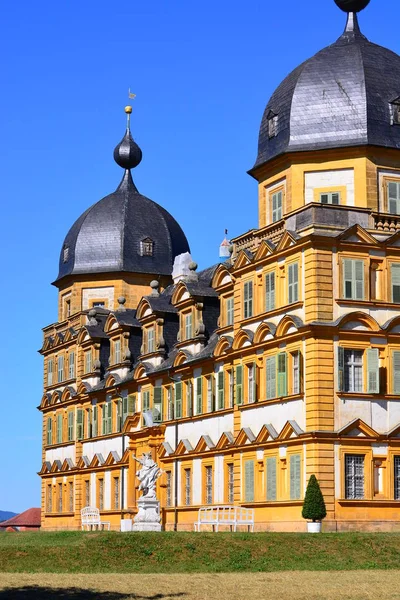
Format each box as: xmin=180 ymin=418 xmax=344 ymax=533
xmin=133 ymin=452 xmax=162 ymax=499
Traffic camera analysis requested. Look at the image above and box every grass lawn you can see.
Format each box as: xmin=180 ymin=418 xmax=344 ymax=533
xmin=0 ymin=531 xmax=398 ymax=573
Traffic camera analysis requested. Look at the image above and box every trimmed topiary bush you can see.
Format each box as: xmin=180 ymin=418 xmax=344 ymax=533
xmin=302 ymin=474 xmax=327 ymax=522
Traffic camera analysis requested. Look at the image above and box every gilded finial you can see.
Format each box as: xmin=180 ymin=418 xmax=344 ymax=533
xmin=125 ymin=89 xmax=136 ymax=130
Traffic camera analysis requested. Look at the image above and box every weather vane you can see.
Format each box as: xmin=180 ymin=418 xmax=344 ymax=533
xmin=125 ymin=89 xmax=136 ymax=129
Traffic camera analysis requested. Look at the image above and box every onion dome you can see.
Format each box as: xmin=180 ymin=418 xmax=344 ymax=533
xmin=253 ymin=0 xmax=400 ymax=171
xmin=56 ymin=107 xmax=190 ymax=283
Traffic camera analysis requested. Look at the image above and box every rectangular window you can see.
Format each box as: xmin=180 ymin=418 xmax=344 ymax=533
xmin=68 ymin=482 xmax=74 ymax=512
xmin=226 ymin=296 xmax=234 ymax=326
xmin=265 ymin=271 xmax=275 ymax=312
xmin=394 ymin=457 xmax=400 ymax=500
xmin=175 ymin=382 xmax=182 ymax=419
xmin=277 ymin=352 xmax=288 ymax=397
xmin=56 ymin=413 xmax=63 ymax=445
xmin=47 ymin=484 xmax=52 ymax=513
xmin=235 ymin=365 xmax=243 ymax=405
xmin=217 ymin=371 xmax=224 ymax=410
xmin=266 ymin=457 xmax=277 ymax=501
xmin=243 ymin=281 xmax=253 ymax=319
xmin=345 ymin=454 xmax=364 ymax=499
xmin=320 ymin=191 xmax=340 ymax=205
xmin=292 ymin=351 xmax=300 ymax=395
xmin=47 ymin=359 xmax=53 ymax=386
xmin=68 ymin=352 xmax=75 ymax=379
xmin=288 ymin=262 xmax=299 ymax=304
xmin=166 ymin=471 xmax=172 ymax=507
xmin=393 ymin=351 xmax=400 ymax=394
xmin=114 ymin=339 xmax=121 ymax=364
xmin=388 ymin=181 xmax=400 ymax=215
xmin=185 ymin=314 xmax=193 ymax=340
xmin=114 ymin=477 xmax=120 ymax=509
xmin=343 ymin=259 xmax=365 ymax=300
xmin=147 ymin=328 xmax=155 ymax=353
xmin=142 ymin=390 xmax=150 ymax=413
xmin=85 ymin=350 xmax=92 ymax=374
xmin=391 ymin=264 xmax=400 ymax=303
xmin=58 ymin=483 xmax=63 ymax=513
xmin=153 ymin=387 xmax=163 ymax=422
xmin=271 ymin=190 xmax=283 ymax=222
xmin=290 ymin=454 xmax=301 ymax=500
xmin=244 ymin=460 xmax=255 ymax=502
xmin=343 ymin=349 xmax=363 ymax=393
xmin=102 ymin=401 xmax=113 ymax=434
xmin=122 ymin=394 xmax=135 ymax=426
xmin=266 ymin=356 xmax=276 ymax=400
xmin=98 ymin=479 xmax=104 ymax=511
xmin=205 ymin=466 xmax=213 ymax=504
xmin=196 ymin=377 xmax=203 ymax=415
xmin=57 ymin=355 xmax=64 ymax=383
xmin=67 ymin=411 xmax=74 ymax=441
xmin=186 ymin=381 xmax=193 ymax=417
xmin=85 ymin=480 xmax=90 ymax=507
xmin=227 ymin=463 xmax=234 ymax=503
xmin=184 ymin=469 xmax=191 ymax=506
xmin=76 ymin=408 xmax=84 ymax=440
xmin=46 ymin=417 xmax=53 ymax=446
xmin=207 ymin=377 xmax=215 ymax=412
xmin=248 ymin=363 xmax=256 ymax=403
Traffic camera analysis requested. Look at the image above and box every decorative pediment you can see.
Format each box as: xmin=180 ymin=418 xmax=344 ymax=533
xmin=104 ymin=451 xmax=121 ymax=466
xmin=213 ymin=336 xmax=233 ymax=358
xmin=55 ymin=332 xmax=65 ymax=345
xmin=387 ymin=423 xmax=400 ymax=438
xmin=338 ymin=224 xmax=377 ymax=246
xmin=105 ymin=373 xmax=121 ymax=388
xmin=211 ymin=264 xmax=233 ymax=289
xmin=171 ymin=282 xmax=192 ymax=305
xmin=104 ymin=313 xmax=120 ymax=333
xmin=254 ymin=322 xmax=276 ymax=344
xmin=50 ymin=460 xmax=62 ymax=473
xmin=42 ymin=337 xmax=54 ymax=352
xmin=216 ymin=431 xmax=235 ymax=449
xmin=133 ymin=363 xmax=147 ymax=380
xmin=136 ymin=298 xmax=154 ymax=321
xmin=61 ymin=386 xmax=77 ymax=402
xmin=90 ymin=453 xmax=105 ymax=468
xmin=39 ymin=461 xmax=52 ymax=475
xmin=383 ymin=315 xmax=400 ymax=334
xmin=337 ymin=311 xmax=379 ymax=332
xmin=232 ymin=250 xmax=253 ymax=271
xmin=194 ymin=435 xmax=216 ymax=453
xmin=232 ymin=329 xmax=253 ymax=350
xmin=50 ymin=390 xmax=62 ymax=405
xmin=235 ymin=427 xmax=256 ymax=446
xmin=385 ymin=231 xmax=400 ymax=248
xmin=40 ymin=393 xmax=51 ymax=409
xmin=159 ymin=442 xmax=174 ymax=457
xmin=275 ymin=231 xmax=298 ymax=252
xmin=173 ymin=351 xmax=189 ymax=367
xmin=278 ymin=420 xmax=304 ymax=440
xmin=337 ymin=418 xmax=379 ymax=439
xmin=77 ymin=456 xmax=90 ymax=468
xmin=176 ymin=439 xmax=194 ymax=455
xmin=77 ymin=381 xmax=92 ymax=395
xmin=61 ymin=458 xmax=75 ymax=471
xmin=121 ymin=414 xmax=140 ymax=434
xmin=276 ymin=315 xmax=304 ymax=338
xmin=254 ymin=239 xmax=276 ymax=261
xmin=255 ymin=423 xmax=279 ymax=443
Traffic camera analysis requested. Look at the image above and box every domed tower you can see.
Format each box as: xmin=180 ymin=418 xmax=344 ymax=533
xmin=247 ymin=0 xmax=400 ymax=232
xmin=55 ymin=107 xmax=190 ymax=319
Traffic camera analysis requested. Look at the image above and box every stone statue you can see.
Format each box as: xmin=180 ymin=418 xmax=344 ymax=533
xmin=133 ymin=452 xmax=162 ymax=499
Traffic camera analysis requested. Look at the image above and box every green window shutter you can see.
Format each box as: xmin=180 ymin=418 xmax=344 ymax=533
xmin=187 ymin=382 xmax=193 ymax=417
xmin=196 ymin=377 xmax=203 ymax=414
xmin=127 ymin=394 xmax=136 ymax=415
xmin=217 ymin=371 xmax=224 ymax=409
xmin=338 ymin=346 xmax=344 ymax=391
xmin=288 ymin=263 xmax=299 ymax=304
xmin=343 ymin=259 xmax=364 ymax=300
xmin=244 ymin=460 xmax=255 ymax=502
xmin=272 ymin=191 xmax=283 ymax=222
xmin=343 ymin=259 xmax=353 ymax=299
xmin=142 ymin=391 xmax=150 ymax=412
xmin=266 ymin=356 xmax=276 ymax=400
xmin=354 ymin=260 xmax=364 ymax=300
xmin=102 ymin=404 xmax=107 ymax=436
xmin=244 ymin=281 xmax=253 ymax=319
xmin=388 ymin=181 xmax=400 ymax=214
xmin=92 ymin=405 xmax=98 ymax=437
xmin=391 ymin=264 xmax=400 ymax=303
xmin=226 ymin=297 xmax=234 ymax=326
xmin=68 ymin=352 xmax=75 ymax=379
xmin=277 ymin=352 xmax=287 ymax=397
xmin=207 ymin=377 xmax=215 ymax=412
xmin=266 ymin=457 xmax=277 ymax=501
xmin=76 ymin=408 xmax=84 ymax=440
xmin=367 ymin=348 xmax=380 ymax=394
xmin=153 ymin=387 xmax=163 ymax=422
xmin=251 ymin=362 xmax=257 ymax=403
xmin=265 ymin=272 xmax=275 ymax=312
xmin=56 ymin=414 xmax=63 ymax=444
xmin=235 ymin=365 xmax=243 ymax=405
xmin=393 ymin=352 xmax=400 ymax=394
xmin=175 ymin=382 xmax=182 ymax=419
xmin=290 ymin=454 xmax=301 ymax=500
xmin=47 ymin=417 xmax=53 ymax=446
xmin=117 ymin=399 xmax=122 ymax=432
xmin=107 ymin=401 xmax=112 ymax=434
xmin=68 ymin=411 xmax=74 ymax=441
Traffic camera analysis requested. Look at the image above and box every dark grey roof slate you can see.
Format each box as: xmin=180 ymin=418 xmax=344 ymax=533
xmin=113 ymin=309 xmax=140 ymax=327
xmin=253 ymin=14 xmax=400 ymax=170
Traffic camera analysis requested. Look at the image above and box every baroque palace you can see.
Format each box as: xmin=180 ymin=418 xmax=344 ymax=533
xmin=39 ymin=0 xmax=400 ymax=531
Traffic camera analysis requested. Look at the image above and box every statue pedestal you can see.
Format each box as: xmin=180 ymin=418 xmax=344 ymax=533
xmin=132 ymin=497 xmax=162 ymax=532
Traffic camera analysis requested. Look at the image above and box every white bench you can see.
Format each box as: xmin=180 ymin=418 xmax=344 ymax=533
xmin=81 ymin=506 xmax=110 ymax=531
xmin=194 ymin=505 xmax=255 ymax=532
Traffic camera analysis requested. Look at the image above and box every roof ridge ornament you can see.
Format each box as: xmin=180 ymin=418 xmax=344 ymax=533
xmin=113 ymin=104 xmax=143 ymax=171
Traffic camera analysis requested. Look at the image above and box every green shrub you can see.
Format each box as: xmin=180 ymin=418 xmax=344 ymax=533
xmin=302 ymin=475 xmax=327 ymax=522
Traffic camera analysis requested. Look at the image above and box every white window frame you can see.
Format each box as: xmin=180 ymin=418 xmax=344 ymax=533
xmin=344 ymin=349 xmax=363 ymax=393
xmin=320 ymin=191 xmax=340 ymax=205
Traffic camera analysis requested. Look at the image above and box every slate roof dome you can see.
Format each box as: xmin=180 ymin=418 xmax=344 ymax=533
xmin=253 ymin=3 xmax=400 ymax=171
xmin=56 ymin=112 xmax=190 ymax=283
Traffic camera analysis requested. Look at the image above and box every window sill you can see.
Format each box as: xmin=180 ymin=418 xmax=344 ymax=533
xmin=238 ymin=394 xmax=304 ymax=411
xmin=338 ymin=392 xmax=387 ymax=400
xmin=338 ymin=499 xmax=400 ymax=507
xmin=241 ymin=500 xmax=303 ymax=507
xmin=44 ymin=377 xmax=76 ymax=392
xmin=45 ymin=440 xmax=76 ymax=450
xmin=336 ymin=298 xmax=400 ymax=309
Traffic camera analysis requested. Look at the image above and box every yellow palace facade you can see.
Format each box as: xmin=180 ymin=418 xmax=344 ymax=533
xmin=39 ymin=0 xmax=400 ymax=531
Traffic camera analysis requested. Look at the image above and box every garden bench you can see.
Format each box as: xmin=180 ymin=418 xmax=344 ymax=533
xmin=194 ymin=505 xmax=254 ymax=532
xmin=81 ymin=506 xmax=110 ymax=531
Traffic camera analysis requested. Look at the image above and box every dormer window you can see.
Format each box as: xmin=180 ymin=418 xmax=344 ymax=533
xmin=140 ymin=238 xmax=154 ymax=257
xmin=63 ymin=246 xmax=69 ymax=263
xmin=267 ymin=111 xmax=278 ymax=138
xmin=390 ymin=98 xmax=400 ymax=125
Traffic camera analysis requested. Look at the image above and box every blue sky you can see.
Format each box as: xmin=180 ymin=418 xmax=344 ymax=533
xmin=0 ymin=0 xmax=397 ymax=512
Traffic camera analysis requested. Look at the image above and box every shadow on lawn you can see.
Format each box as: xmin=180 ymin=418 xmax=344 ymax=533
xmin=0 ymin=588 xmax=187 ymax=600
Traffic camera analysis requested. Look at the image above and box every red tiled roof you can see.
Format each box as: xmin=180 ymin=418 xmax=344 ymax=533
xmin=0 ymin=508 xmax=41 ymax=528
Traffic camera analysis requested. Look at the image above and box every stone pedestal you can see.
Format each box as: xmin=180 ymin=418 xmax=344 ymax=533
xmin=132 ymin=497 xmax=162 ymax=532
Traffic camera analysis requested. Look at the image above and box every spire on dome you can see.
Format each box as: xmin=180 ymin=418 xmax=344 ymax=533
xmin=113 ymin=106 xmax=143 ymax=170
